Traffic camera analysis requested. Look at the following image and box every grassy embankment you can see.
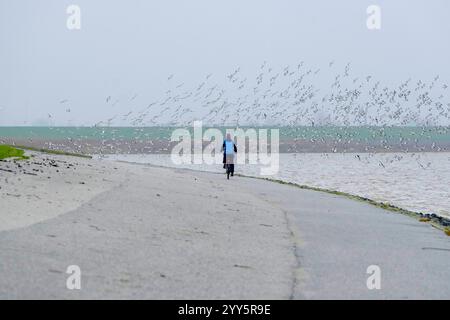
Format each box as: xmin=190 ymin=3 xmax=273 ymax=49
xmin=0 ymin=144 xmax=91 ymax=159
xmin=0 ymin=145 xmax=29 ymax=160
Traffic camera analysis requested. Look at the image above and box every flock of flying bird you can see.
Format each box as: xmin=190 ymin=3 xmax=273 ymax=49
xmin=84 ymin=60 xmax=450 ymax=130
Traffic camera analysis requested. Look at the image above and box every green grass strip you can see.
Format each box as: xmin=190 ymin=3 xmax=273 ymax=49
xmin=0 ymin=145 xmax=30 ymax=160
xmin=9 ymin=145 xmax=92 ymax=159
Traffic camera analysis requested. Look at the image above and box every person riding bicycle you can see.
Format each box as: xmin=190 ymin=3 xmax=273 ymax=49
xmin=222 ymin=133 xmax=237 ymax=178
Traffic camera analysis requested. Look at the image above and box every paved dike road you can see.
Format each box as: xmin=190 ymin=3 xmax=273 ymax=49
xmin=0 ymin=157 xmax=449 ymax=299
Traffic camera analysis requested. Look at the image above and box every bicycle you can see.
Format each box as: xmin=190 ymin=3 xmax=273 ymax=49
xmin=225 ymin=163 xmax=234 ymax=180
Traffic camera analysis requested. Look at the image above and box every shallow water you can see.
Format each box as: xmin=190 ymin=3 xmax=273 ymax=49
xmin=102 ymin=152 xmax=450 ymax=219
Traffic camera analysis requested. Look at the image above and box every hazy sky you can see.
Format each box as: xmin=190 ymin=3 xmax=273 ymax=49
xmin=0 ymin=0 xmax=449 ymax=126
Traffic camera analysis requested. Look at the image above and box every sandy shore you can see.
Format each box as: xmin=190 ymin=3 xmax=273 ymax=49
xmin=0 ymin=152 xmax=127 ymax=231
xmin=1 ymin=150 xmax=450 ymax=299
